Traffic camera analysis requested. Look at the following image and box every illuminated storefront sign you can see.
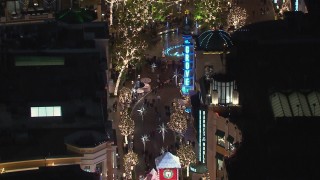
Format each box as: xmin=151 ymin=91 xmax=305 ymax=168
xmin=181 ymin=35 xmax=194 ymax=95
xmin=198 ymin=109 xmax=207 ymax=163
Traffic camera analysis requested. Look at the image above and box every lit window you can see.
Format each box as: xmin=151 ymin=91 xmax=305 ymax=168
xmin=217 ymin=136 xmax=225 ymax=147
xmin=30 ymin=106 xmax=61 ymax=117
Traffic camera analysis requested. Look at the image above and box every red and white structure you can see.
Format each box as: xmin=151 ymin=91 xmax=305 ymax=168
xmin=154 ymin=152 xmax=181 ymax=180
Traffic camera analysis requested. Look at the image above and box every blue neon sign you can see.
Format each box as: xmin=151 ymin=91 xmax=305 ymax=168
xmin=295 ymin=0 xmax=298 ymax=11
xmin=184 ymin=70 xmax=190 ymax=77
xmin=185 ymin=46 xmax=190 ymax=54
xmin=185 ymin=61 xmax=190 ymax=69
xmin=181 ymin=35 xmax=194 ymax=95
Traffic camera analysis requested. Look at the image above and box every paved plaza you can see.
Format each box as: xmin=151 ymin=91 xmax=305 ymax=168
xmin=109 ymin=31 xmax=197 ymax=179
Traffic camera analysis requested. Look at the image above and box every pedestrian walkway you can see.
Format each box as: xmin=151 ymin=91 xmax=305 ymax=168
xmin=109 ymin=55 xmax=198 ymax=179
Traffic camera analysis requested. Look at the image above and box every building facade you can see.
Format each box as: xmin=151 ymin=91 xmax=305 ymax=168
xmin=192 ymin=29 xmax=242 ymax=180
xmin=206 ymin=108 xmax=241 ymax=180
xmin=196 ymin=106 xmax=242 ymax=180
xmin=0 ymin=21 xmax=115 ymax=180
xmin=66 ymin=141 xmax=117 ymax=179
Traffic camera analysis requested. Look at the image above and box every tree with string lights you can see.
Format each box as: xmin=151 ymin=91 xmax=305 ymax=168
xmin=123 ymin=150 xmax=139 ymax=179
xmin=280 ymin=0 xmax=291 ymax=15
xmin=114 ymin=0 xmax=152 ymax=34
xmin=119 ymin=110 xmax=135 ymax=144
xmin=227 ymin=5 xmax=248 ymax=29
xmin=112 ymin=35 xmax=147 ymax=96
xmin=194 ymin=0 xmax=223 ymax=29
xmin=105 ymin=0 xmax=129 ymax=26
xmin=171 ymin=98 xmax=182 ymax=112
xmin=111 ymin=0 xmax=151 ymax=97
xmin=150 ymin=0 xmax=181 ymax=22
xmin=167 ymin=109 xmax=188 ymax=135
xmin=177 ymin=144 xmax=196 ymax=177
xmin=118 ymin=87 xmax=133 ymax=108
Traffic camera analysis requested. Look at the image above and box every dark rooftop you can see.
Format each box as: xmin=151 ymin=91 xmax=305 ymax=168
xmin=0 ymin=164 xmax=100 ymax=180
xmin=0 ymin=128 xmax=107 ymax=162
xmin=64 ymin=130 xmax=107 ymax=148
xmin=1 ymin=21 xmax=108 ymax=50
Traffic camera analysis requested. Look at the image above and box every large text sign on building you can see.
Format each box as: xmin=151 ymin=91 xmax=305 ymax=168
xmin=181 ymin=35 xmax=194 ymax=95
xmin=199 ymin=108 xmax=207 ymax=163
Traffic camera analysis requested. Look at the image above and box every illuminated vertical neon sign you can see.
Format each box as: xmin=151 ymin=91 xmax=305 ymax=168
xmin=198 ymin=109 xmax=207 ymax=163
xmin=181 ymin=35 xmax=194 ymax=95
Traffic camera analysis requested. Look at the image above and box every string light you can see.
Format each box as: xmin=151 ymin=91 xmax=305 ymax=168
xmin=167 ymin=109 xmax=187 ymax=134
xmin=194 ymin=0 xmax=223 ymax=28
xmin=151 ymin=0 xmax=182 ymax=22
xmin=164 ymin=44 xmax=184 ymax=58
xmin=123 ymin=150 xmax=139 ymax=179
xmin=280 ymin=0 xmax=291 ymax=15
xmin=114 ymin=0 xmax=151 ymax=35
xmin=119 ymin=110 xmax=135 ymax=144
xmin=104 ymin=0 xmax=129 ymax=25
xmin=112 ymin=33 xmax=147 ymax=96
xmin=177 ymin=144 xmax=196 ymax=177
xmin=227 ymin=6 xmax=248 ymax=29
xmin=177 ymin=144 xmax=196 ymax=167
xmin=119 ymin=87 xmax=133 ymax=107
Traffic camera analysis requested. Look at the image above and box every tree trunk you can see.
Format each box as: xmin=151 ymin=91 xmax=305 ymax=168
xmin=125 ymin=135 xmax=128 ymax=145
xmin=109 ymin=0 xmax=113 ymax=26
xmin=186 ymin=164 xmax=189 ymax=177
xmin=114 ymin=64 xmax=127 ymax=96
